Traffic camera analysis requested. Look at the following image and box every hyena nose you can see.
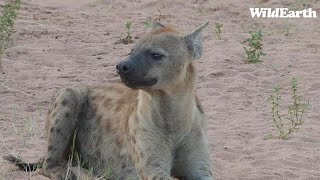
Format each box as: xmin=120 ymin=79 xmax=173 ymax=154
xmin=116 ymin=61 xmax=133 ymax=74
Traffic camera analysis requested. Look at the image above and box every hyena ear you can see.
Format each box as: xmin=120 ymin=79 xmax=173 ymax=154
xmin=184 ymin=22 xmax=209 ymax=60
xmin=151 ymin=21 xmax=166 ymax=31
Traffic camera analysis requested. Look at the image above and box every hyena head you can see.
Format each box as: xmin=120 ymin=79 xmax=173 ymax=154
xmin=116 ymin=22 xmax=208 ymax=91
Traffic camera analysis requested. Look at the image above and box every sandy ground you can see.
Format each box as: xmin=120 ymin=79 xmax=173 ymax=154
xmin=0 ymin=0 xmax=320 ymax=179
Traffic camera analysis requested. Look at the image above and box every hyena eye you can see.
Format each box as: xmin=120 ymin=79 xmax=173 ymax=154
xmin=151 ymin=53 xmax=163 ymax=60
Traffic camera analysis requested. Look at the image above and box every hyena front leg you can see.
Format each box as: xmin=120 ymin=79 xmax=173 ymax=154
xmin=130 ymin=131 xmax=176 ymax=180
xmin=43 ymin=87 xmax=88 ymax=180
xmin=173 ymin=128 xmax=213 ymax=180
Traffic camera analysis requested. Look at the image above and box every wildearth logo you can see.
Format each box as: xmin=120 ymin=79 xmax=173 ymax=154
xmin=250 ymin=8 xmax=317 ymax=18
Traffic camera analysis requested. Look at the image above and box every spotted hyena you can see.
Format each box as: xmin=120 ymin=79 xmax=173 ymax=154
xmin=5 ymin=22 xmax=213 ymax=180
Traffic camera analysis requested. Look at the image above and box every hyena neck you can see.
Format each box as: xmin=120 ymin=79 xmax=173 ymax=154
xmin=138 ymin=64 xmax=197 ymax=133
xmin=161 ymin=63 xmax=197 ymax=95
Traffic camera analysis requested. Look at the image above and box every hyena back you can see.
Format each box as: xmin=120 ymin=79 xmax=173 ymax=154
xmin=5 ymin=22 xmax=213 ymax=180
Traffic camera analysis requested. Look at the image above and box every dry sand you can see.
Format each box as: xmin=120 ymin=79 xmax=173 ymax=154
xmin=1 ymin=0 xmax=320 ymax=179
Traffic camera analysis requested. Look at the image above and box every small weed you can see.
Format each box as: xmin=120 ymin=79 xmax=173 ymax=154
xmin=243 ymin=30 xmax=266 ymax=63
xmin=89 ymin=0 xmax=103 ymax=7
xmin=0 ymin=0 xmax=21 ymax=64
xmin=1 ymin=104 xmax=43 ymax=178
xmin=269 ymin=78 xmax=309 ymax=139
xmin=214 ymin=22 xmax=224 ymax=40
xmin=143 ymin=17 xmax=152 ymax=29
xmin=124 ymin=21 xmax=133 ymax=43
xmin=9 ymin=105 xmax=43 ymax=148
xmin=116 ymin=21 xmax=134 ymax=45
xmin=289 ymin=0 xmax=315 ymax=11
xmin=293 ymin=0 xmax=311 ymax=10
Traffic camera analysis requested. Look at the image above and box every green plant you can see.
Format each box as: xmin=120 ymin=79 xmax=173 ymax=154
xmin=289 ymin=0 xmax=313 ymax=11
xmin=124 ymin=21 xmax=133 ymax=43
xmin=143 ymin=17 xmax=152 ymax=29
xmin=243 ymin=30 xmax=266 ymax=63
xmin=90 ymin=0 xmax=103 ymax=7
xmin=116 ymin=21 xmax=134 ymax=45
xmin=0 ymin=0 xmax=21 ymax=63
xmin=214 ymin=22 xmax=223 ymax=40
xmin=295 ymin=0 xmax=310 ymax=9
xmin=8 ymin=104 xmax=43 ymax=148
xmin=269 ymin=78 xmax=309 ymax=139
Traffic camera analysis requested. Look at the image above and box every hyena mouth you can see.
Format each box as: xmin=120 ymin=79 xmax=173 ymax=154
xmin=121 ymin=77 xmax=157 ymax=89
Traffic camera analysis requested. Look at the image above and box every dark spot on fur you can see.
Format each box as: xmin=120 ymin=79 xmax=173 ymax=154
xmin=141 ymin=174 xmax=147 ymax=180
xmin=103 ymin=101 xmax=110 ymax=107
xmin=140 ymin=152 xmax=144 ymax=158
xmin=62 ymin=137 xmax=73 ymax=160
xmin=106 ymin=86 xmax=113 ymax=91
xmin=91 ymin=105 xmax=97 ymax=114
xmin=145 ymin=157 xmax=153 ymax=166
xmin=45 ymin=157 xmax=53 ymax=163
xmin=56 ymin=128 xmax=61 ymax=133
xmin=54 ymin=119 xmax=60 ymax=124
xmin=65 ymin=88 xmax=73 ymax=93
xmin=115 ymin=104 xmax=122 ymax=112
xmin=48 ymin=145 xmax=54 ymax=151
xmin=103 ymin=98 xmax=112 ymax=107
xmin=131 ymin=136 xmax=136 ymax=144
xmin=105 ymin=120 xmax=111 ymax=131
xmin=132 ymin=145 xmax=136 ymax=153
xmin=65 ymin=112 xmax=70 ymax=118
xmin=121 ymin=163 xmax=127 ymax=169
xmin=145 ymin=157 xmax=161 ymax=170
xmin=50 ymin=127 xmax=55 ymax=132
xmin=152 ymin=162 xmax=162 ymax=168
xmin=135 ymin=118 xmax=139 ymax=124
xmin=118 ymin=98 xmax=125 ymax=105
xmin=61 ymin=99 xmax=68 ymax=106
xmin=96 ymin=115 xmax=103 ymax=123
xmin=138 ymin=169 xmax=144 ymax=176
xmin=115 ymin=137 xmax=122 ymax=147
xmin=96 ymin=150 xmax=102 ymax=158
xmin=96 ymin=135 xmax=102 ymax=148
